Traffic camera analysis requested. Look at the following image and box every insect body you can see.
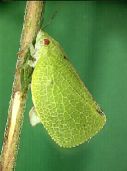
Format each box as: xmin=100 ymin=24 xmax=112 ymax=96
xmin=30 ymin=30 xmax=106 ymax=148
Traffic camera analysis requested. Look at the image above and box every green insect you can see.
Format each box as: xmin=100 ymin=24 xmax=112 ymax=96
xmin=29 ymin=30 xmax=106 ymax=148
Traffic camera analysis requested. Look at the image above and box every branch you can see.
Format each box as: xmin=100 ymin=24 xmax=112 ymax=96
xmin=0 ymin=1 xmax=44 ymax=171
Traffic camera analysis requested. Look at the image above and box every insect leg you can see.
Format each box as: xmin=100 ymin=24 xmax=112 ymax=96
xmin=29 ymin=106 xmax=41 ymax=126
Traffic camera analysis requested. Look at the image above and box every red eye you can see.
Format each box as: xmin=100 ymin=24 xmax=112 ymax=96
xmin=43 ymin=38 xmax=50 ymax=45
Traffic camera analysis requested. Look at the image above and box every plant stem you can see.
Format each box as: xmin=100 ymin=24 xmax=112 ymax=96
xmin=0 ymin=1 xmax=44 ymax=171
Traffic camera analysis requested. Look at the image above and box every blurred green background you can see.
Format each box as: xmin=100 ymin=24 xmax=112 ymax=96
xmin=0 ymin=1 xmax=127 ymax=171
